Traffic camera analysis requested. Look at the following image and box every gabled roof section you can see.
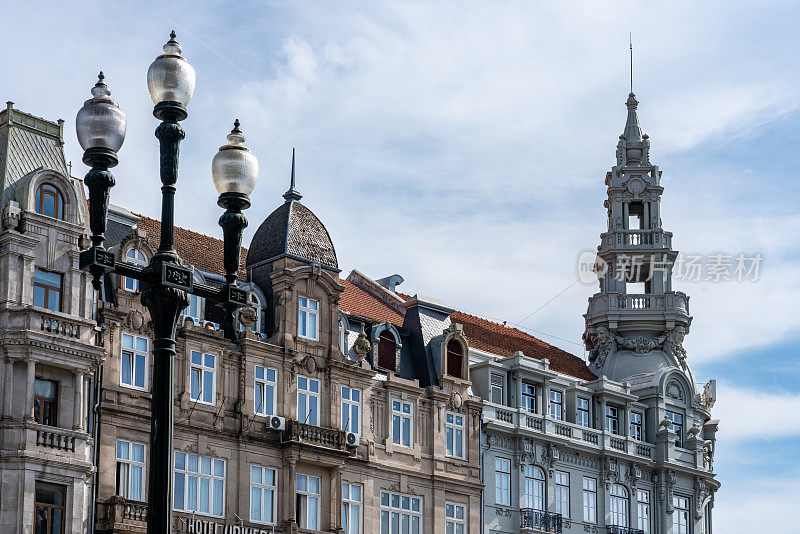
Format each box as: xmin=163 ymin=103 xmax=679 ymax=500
xmin=339 ymin=279 xmax=405 ymax=327
xmin=135 ymin=214 xmax=247 ymax=279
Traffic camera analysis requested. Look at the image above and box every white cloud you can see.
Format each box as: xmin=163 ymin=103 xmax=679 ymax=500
xmin=713 ymin=383 xmax=800 ymax=442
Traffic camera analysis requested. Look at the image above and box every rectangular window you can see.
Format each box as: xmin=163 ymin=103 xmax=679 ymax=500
xmin=298 ymin=296 xmax=319 ymax=340
xmin=490 ymin=373 xmax=504 ymax=404
xmin=445 ymin=412 xmax=464 ymax=459
xmin=121 ymin=333 xmax=148 ymax=390
xmin=673 ymin=496 xmax=690 ymax=534
xmin=380 ymin=491 xmax=422 ymax=534
xmin=605 ymin=405 xmax=619 ymax=434
xmin=116 ymin=440 xmax=145 ymax=501
xmin=521 ymin=383 xmax=536 ymax=413
xmin=630 ymin=411 xmax=644 ymax=441
xmin=341 ymin=386 xmax=361 ymax=435
xmin=296 ymin=474 xmax=320 ymax=530
xmin=445 ymin=502 xmax=466 ymax=534
xmin=637 ymin=489 xmax=651 ymax=534
xmin=555 ymin=471 xmax=570 ymax=517
xmin=33 ymin=378 xmax=58 ymax=426
xmin=495 ymin=457 xmax=511 ymax=506
xmin=173 ymin=452 xmax=225 ymax=517
xmin=666 ymin=410 xmax=684 ymax=447
xmin=35 ymin=482 xmax=66 ymax=534
xmin=549 ymin=389 xmax=563 ymax=420
xmin=342 ymin=482 xmax=362 ymax=534
xmin=582 ymin=477 xmax=597 ymax=523
xmin=297 ymin=376 xmax=320 ymax=426
xmin=250 ymin=465 xmax=276 ymax=525
xmin=189 ymin=351 xmax=216 ymax=405
xmin=254 ymin=366 xmax=276 ymax=416
xmin=183 ymin=294 xmax=201 ymax=320
xmin=392 ymin=400 xmax=413 ymax=447
xmin=576 ymin=397 xmax=590 ymax=427
xmin=33 ymin=269 xmax=62 ymax=312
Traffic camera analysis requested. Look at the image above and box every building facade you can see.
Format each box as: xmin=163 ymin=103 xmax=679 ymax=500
xmin=475 ymin=92 xmax=719 ymax=534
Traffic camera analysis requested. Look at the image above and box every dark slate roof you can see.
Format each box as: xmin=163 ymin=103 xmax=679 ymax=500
xmin=246 ymin=200 xmax=338 ymax=269
xmin=106 ymin=219 xmax=134 ymax=248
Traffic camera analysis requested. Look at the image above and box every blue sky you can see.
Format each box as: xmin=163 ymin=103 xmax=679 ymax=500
xmin=2 ymin=1 xmax=799 ymax=531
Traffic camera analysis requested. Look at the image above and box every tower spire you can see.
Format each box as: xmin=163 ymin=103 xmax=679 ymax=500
xmin=283 ymin=147 xmax=302 ymax=202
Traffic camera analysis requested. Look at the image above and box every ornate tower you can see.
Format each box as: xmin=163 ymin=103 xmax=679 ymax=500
xmin=584 ymin=92 xmax=693 ymax=382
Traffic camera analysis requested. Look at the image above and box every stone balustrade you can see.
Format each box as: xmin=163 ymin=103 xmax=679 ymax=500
xmin=96 ymin=496 xmax=147 ymax=532
xmin=285 ymin=419 xmax=348 ymax=450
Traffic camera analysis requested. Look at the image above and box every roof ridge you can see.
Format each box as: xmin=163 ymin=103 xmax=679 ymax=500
xmin=451 ymin=309 xmax=558 ymax=349
xmin=135 ymin=213 xmax=249 ymax=252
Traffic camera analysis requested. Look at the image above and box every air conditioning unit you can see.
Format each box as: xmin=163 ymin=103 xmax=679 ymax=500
xmin=345 ymin=432 xmax=360 ymax=447
xmin=268 ymin=416 xmax=285 ymax=431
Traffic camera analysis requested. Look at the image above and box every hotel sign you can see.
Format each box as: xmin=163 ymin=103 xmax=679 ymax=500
xmin=185 ymin=518 xmax=271 ymax=534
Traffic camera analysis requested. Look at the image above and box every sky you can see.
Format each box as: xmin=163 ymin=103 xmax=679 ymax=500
xmin=2 ymin=1 xmax=799 ymax=531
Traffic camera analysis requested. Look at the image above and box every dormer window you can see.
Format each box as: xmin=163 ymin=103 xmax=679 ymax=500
xmin=35 ymin=184 xmax=64 ymax=219
xmin=123 ymin=249 xmax=147 ymax=292
xmin=446 ymin=339 xmax=464 ymax=378
xmin=298 ymin=297 xmax=318 ymax=340
xmin=377 ymin=331 xmax=397 ymax=371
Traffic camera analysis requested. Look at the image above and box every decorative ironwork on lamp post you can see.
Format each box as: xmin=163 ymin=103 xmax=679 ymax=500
xmin=76 ymin=32 xmax=257 ymax=534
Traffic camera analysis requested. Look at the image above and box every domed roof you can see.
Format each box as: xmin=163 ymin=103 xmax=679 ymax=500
xmin=246 ymin=199 xmax=338 ymax=269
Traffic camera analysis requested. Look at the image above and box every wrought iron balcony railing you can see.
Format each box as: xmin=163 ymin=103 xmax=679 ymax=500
xmin=607 ymin=526 xmax=644 ymax=534
xmin=520 ymin=509 xmax=562 ymax=533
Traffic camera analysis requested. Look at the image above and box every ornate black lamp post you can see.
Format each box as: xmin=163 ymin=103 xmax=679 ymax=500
xmin=76 ymin=32 xmax=257 ymax=534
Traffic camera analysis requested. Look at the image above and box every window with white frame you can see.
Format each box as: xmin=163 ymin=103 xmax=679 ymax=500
xmin=342 ymin=482 xmax=362 ymax=534
xmin=254 ymin=366 xmax=276 ymax=416
xmin=673 ymin=496 xmax=690 ymax=534
xmin=297 ymin=376 xmax=320 ymax=426
xmin=190 ymin=351 xmax=216 ymax=405
xmin=121 ymin=333 xmax=148 ymax=390
xmin=173 ymin=452 xmax=225 ymax=517
xmin=549 ymin=389 xmax=564 ymax=420
xmin=576 ymin=396 xmax=590 ymax=427
xmin=298 ymin=296 xmax=319 ymax=340
xmin=555 ymin=471 xmax=570 ymax=517
xmin=116 ymin=440 xmax=145 ymax=501
xmin=123 ymin=249 xmax=146 ymax=291
xmin=605 ymin=405 xmax=620 ymax=434
xmin=183 ymin=293 xmax=201 ymax=320
xmin=582 ymin=477 xmax=597 ymax=523
xmin=392 ymin=400 xmax=413 ymax=448
xmin=296 ymin=474 xmax=320 ymax=530
xmin=630 ymin=411 xmax=644 ymax=441
xmin=380 ymin=491 xmax=422 ymax=534
xmin=490 ymin=373 xmax=504 ymax=404
xmin=666 ymin=410 xmax=684 ymax=447
xmin=495 ymin=458 xmax=511 ymax=506
xmin=445 ymin=502 xmax=465 ymax=534
xmin=249 ymin=465 xmax=276 ymax=525
xmin=609 ymin=484 xmax=629 ymax=527
xmin=445 ymin=412 xmax=464 ymax=459
xmin=521 ymin=383 xmax=536 ymax=413
xmin=637 ymin=489 xmax=651 ymax=533
xmin=341 ymin=386 xmax=361 ymax=435
xmin=524 ymin=466 xmax=545 ymax=511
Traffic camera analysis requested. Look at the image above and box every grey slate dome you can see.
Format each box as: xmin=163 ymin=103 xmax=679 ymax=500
xmin=246 ymin=199 xmax=338 ymax=269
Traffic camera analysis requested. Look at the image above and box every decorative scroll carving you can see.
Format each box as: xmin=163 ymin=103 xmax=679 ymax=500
xmin=614 ymin=331 xmax=667 ymax=355
xmin=587 ymin=326 xmax=616 ymax=367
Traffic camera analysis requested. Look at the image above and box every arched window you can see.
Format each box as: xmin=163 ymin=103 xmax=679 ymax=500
xmin=35 ymin=184 xmax=64 ymax=219
xmin=123 ymin=249 xmax=146 ymax=292
xmin=377 ymin=330 xmax=397 ymax=371
xmin=524 ymin=466 xmax=546 ymax=511
xmin=609 ymin=484 xmax=629 ymax=527
xmin=446 ymin=339 xmax=464 ymax=378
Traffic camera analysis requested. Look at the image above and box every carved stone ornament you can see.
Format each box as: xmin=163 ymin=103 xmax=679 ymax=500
xmin=666 ymin=380 xmax=685 ymax=401
xmin=353 ymin=324 xmax=371 ymax=360
xmin=239 ymin=306 xmax=257 ymax=329
xmin=663 ymin=325 xmax=688 ymax=363
xmin=587 ymin=325 xmax=616 ymax=367
xmin=613 ymin=331 xmax=667 ymax=355
xmin=451 ymin=392 xmax=463 ymax=410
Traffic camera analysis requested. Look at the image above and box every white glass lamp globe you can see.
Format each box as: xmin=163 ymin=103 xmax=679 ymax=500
xmin=212 ymin=120 xmax=258 ymax=196
xmin=75 ymin=72 xmax=127 ymax=152
xmin=147 ymin=31 xmax=196 ymax=106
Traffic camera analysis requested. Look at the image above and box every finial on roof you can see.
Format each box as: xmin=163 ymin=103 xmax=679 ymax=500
xmin=170 ymin=29 xmax=176 ymax=39
xmin=622 ymin=91 xmax=642 ymax=143
xmin=283 ymin=147 xmax=303 ymax=202
xmin=629 ymin=33 xmax=633 ymax=94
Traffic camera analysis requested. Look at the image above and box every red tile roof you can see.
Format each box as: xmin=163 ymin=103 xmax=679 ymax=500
xmin=135 ymin=214 xmax=247 ymax=280
xmin=339 ymin=280 xmax=595 ymax=381
xmin=339 ymin=280 xmax=405 ymax=327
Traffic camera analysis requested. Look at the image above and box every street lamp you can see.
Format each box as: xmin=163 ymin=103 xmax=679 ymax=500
xmin=77 ymin=32 xmax=257 ymax=534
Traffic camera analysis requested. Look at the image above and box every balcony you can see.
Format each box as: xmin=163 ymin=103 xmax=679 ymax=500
xmin=284 ymin=419 xmax=350 ymax=451
xmin=586 ymin=291 xmax=690 ymax=328
xmin=600 ymin=229 xmax=672 ymax=251
xmin=20 ymin=422 xmax=92 ymax=462
xmin=520 ymin=509 xmax=562 ymax=533
xmin=607 ymin=526 xmax=644 ymax=534
xmin=1 ymin=305 xmax=99 ymax=347
xmin=95 ymin=496 xmax=147 ymax=533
